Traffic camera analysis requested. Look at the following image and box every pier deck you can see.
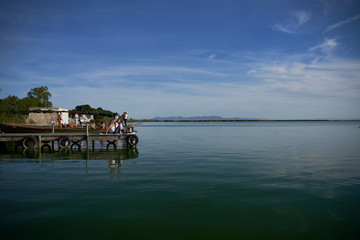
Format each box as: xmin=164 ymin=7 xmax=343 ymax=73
xmin=0 ymin=132 xmax=138 ymax=150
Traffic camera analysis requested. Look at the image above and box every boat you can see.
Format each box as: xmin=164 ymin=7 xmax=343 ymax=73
xmin=0 ymin=123 xmax=105 ymax=133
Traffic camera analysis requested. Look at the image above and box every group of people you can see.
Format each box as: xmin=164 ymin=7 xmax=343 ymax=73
xmin=74 ymin=113 xmax=90 ymax=127
xmin=71 ymin=112 xmax=128 ymax=133
xmin=105 ymin=112 xmax=128 ymax=134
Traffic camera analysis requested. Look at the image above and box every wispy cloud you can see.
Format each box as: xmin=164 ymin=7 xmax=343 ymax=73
xmin=294 ymin=10 xmax=311 ymax=25
xmin=308 ymin=38 xmax=338 ymax=53
xmin=272 ymin=24 xmax=295 ymax=34
xmin=50 ymin=52 xmax=360 ymax=119
xmin=272 ymin=10 xmax=311 ymax=34
xmin=76 ymin=65 xmax=225 ymax=84
xmin=321 ymin=0 xmax=332 ymax=16
xmin=208 ymin=54 xmax=216 ymax=60
xmin=0 ymin=35 xmax=48 ymax=42
xmin=54 ymin=47 xmax=359 ymax=119
xmin=4 ymin=47 xmax=360 ymax=119
xmin=324 ymin=14 xmax=360 ymax=33
xmin=248 ymin=56 xmax=360 ymax=99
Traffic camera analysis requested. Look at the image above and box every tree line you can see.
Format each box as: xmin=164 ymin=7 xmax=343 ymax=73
xmin=0 ymin=86 xmax=115 ymax=124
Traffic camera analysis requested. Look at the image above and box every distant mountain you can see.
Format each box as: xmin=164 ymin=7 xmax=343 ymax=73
xmin=152 ymin=116 xmax=254 ymax=120
xmin=148 ymin=116 xmax=360 ymax=121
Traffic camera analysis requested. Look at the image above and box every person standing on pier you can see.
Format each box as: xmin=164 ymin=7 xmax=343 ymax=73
xmin=114 ymin=113 xmax=120 ymax=122
xmin=122 ymin=112 xmax=128 ymax=127
xmin=74 ymin=113 xmax=79 ymax=126
xmin=58 ymin=112 xmax=62 ymax=128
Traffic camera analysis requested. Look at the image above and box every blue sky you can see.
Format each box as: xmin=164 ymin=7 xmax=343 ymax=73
xmin=1 ymin=0 xmax=360 ymax=119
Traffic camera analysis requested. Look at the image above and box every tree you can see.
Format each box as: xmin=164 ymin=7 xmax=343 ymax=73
xmin=73 ymin=105 xmax=115 ymax=124
xmin=0 ymin=86 xmax=53 ymax=123
xmin=0 ymin=95 xmax=26 ymax=123
xmin=19 ymin=97 xmax=42 ymax=110
xmin=75 ymin=104 xmax=93 ymax=112
xmin=27 ymin=86 xmax=52 ymax=107
xmin=1 ymin=95 xmax=21 ymax=109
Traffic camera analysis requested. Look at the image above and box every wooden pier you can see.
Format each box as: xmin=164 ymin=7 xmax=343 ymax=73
xmin=0 ymin=132 xmax=139 ymax=151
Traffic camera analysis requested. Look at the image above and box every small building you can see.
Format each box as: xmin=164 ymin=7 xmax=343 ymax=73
xmin=27 ymin=107 xmax=69 ymax=126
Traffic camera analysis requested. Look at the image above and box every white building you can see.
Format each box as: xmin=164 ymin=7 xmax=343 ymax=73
xmin=27 ymin=107 xmax=69 ymax=126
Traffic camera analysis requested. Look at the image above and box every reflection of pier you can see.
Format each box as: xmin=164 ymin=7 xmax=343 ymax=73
xmin=0 ymin=145 xmax=139 ymax=169
xmin=0 ymin=132 xmax=139 ymax=151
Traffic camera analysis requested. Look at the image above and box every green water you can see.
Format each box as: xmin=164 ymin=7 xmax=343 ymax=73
xmin=1 ymin=121 xmax=360 ymax=239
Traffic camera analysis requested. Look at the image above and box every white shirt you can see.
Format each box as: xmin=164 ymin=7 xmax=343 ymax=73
xmin=115 ymin=122 xmax=122 ymax=129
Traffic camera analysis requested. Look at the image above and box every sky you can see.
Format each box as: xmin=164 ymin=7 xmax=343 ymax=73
xmin=0 ymin=0 xmax=360 ymax=119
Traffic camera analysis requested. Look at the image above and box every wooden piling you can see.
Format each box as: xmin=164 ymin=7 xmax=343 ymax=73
xmin=38 ymin=135 xmax=41 ymax=152
xmin=86 ymin=124 xmax=89 ymax=150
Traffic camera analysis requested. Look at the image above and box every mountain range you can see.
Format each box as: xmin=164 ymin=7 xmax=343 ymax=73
xmin=152 ymin=116 xmax=255 ymax=120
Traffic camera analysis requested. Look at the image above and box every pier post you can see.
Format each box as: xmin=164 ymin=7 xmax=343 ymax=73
xmin=86 ymin=123 xmax=89 ymax=150
xmin=38 ymin=135 xmax=41 ymax=152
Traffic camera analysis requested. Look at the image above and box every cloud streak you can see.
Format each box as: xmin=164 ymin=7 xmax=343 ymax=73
xmin=324 ymin=14 xmax=360 ymax=33
xmin=308 ymin=38 xmax=338 ymax=53
xmin=272 ymin=10 xmax=311 ymax=34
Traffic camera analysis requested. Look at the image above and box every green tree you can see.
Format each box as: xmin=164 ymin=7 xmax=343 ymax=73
xmin=1 ymin=95 xmax=22 ymax=109
xmin=73 ymin=105 xmax=115 ymax=124
xmin=19 ymin=97 xmax=42 ymax=110
xmin=0 ymin=96 xmax=26 ymax=123
xmin=0 ymin=86 xmax=53 ymax=123
xmin=27 ymin=86 xmax=52 ymax=107
xmin=75 ymin=104 xmax=93 ymax=112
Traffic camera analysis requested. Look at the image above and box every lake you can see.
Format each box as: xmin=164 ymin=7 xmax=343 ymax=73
xmin=1 ymin=121 xmax=360 ymax=239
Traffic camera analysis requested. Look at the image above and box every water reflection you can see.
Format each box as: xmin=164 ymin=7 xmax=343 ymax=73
xmin=108 ymin=159 xmax=123 ymax=169
xmin=0 ymin=146 xmax=139 ymax=169
xmin=107 ymin=159 xmax=123 ymax=175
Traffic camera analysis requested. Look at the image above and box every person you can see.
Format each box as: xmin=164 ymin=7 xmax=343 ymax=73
xmin=114 ymin=113 xmax=120 ymax=122
xmin=74 ymin=113 xmax=79 ymax=126
xmin=90 ymin=120 xmax=96 ymax=129
xmin=99 ymin=122 xmax=105 ymax=129
xmin=114 ymin=118 xmax=124 ymax=134
xmin=57 ymin=112 xmax=63 ymax=128
xmin=79 ymin=115 xmax=84 ymax=127
xmin=105 ymin=120 xmax=116 ymax=134
xmin=122 ymin=112 xmax=128 ymax=127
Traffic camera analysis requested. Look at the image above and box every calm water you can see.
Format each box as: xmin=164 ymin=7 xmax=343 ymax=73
xmin=1 ymin=121 xmax=360 ymax=239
